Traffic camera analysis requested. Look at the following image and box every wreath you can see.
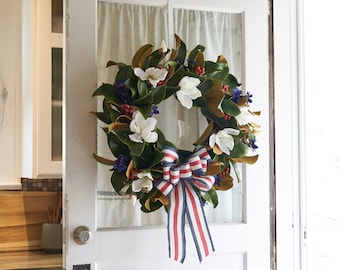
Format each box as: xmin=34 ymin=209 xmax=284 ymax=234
xmin=92 ymin=35 xmax=259 ymax=262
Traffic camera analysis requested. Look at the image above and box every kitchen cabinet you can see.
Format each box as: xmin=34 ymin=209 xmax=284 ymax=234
xmin=22 ymin=0 xmax=63 ymax=178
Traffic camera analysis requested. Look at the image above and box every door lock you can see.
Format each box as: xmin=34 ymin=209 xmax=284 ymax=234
xmin=73 ymin=226 xmax=91 ymax=245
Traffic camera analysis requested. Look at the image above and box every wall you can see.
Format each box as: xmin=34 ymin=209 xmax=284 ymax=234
xmin=0 ymin=0 xmax=22 ymax=189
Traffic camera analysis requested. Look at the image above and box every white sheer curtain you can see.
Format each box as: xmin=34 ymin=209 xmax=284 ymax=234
xmin=96 ymin=1 xmax=243 ymax=228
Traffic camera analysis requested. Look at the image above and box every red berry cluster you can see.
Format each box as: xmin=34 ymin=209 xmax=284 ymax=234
xmin=219 ymin=167 xmax=230 ymax=177
xmin=120 ymin=104 xmax=137 ymax=117
xmin=222 ymin=84 xmax=229 ymax=93
xmin=157 ymin=79 xmax=166 ymax=86
xmin=195 ymin=66 xmax=205 ymax=76
xmin=223 ymin=114 xmax=232 ymax=120
xmin=128 ymin=168 xmax=142 ymax=180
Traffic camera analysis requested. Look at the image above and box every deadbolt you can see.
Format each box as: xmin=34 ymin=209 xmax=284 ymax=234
xmin=73 ymin=226 xmax=91 ymax=245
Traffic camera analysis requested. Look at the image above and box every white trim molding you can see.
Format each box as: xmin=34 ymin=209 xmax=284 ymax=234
xmin=274 ymin=0 xmax=305 ymax=269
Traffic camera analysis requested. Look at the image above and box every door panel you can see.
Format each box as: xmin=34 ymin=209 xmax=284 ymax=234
xmin=64 ymin=0 xmax=270 ymax=269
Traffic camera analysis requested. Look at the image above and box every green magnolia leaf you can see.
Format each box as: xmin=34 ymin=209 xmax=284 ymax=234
xmin=212 ymin=65 xmax=229 ymax=81
xmin=107 ymin=132 xmax=129 ymax=156
xmin=109 ymin=109 xmax=121 ymax=123
xmin=204 ymin=61 xmax=223 ymax=74
xmin=131 ymin=155 xmax=148 ymax=169
xmin=229 ymin=139 xmax=248 ymax=158
xmin=201 ymin=106 xmax=238 ymax=129
xmin=125 ymin=77 xmax=138 ymax=99
xmin=132 ymin=91 xmax=153 ymax=106
xmin=111 ymin=171 xmax=128 ymax=194
xmin=230 ymin=160 xmax=242 ymax=183
xmin=148 ymin=148 xmax=164 ymax=168
xmin=166 ymin=66 xmax=185 ymax=87
xmin=114 ymin=129 xmax=131 ymax=145
xmin=116 ymin=65 xmax=133 ymax=82
xmin=128 ymin=141 xmax=145 ymax=157
xmin=225 ymin=73 xmax=241 ymax=89
xmin=174 ymin=35 xmax=187 ymax=66
xmin=155 ymin=128 xmax=166 ymax=141
xmin=188 ymin=45 xmax=205 ymax=63
xmin=148 ymin=48 xmax=165 ymax=67
xmin=137 ymin=105 xmax=152 ymax=119
xmin=151 ymin=85 xmax=167 ymax=104
xmin=210 ymin=189 xmax=219 ymax=208
xmin=139 ymin=189 xmax=163 ymax=212
xmin=212 ymin=153 xmax=227 ymax=169
xmin=202 ymin=188 xmax=218 ymax=208
xmin=221 ymin=98 xmax=241 ymax=116
xmin=137 ymin=80 xmax=149 ymax=97
xmin=91 ymin=111 xmax=110 ymax=124
xmin=164 ymin=86 xmax=180 ymax=100
xmin=93 ymin=84 xmax=120 ymax=105
xmin=197 ymin=78 xmax=214 ymax=96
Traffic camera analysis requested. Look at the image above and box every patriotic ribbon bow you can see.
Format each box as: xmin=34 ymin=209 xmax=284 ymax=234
xmin=156 ymin=146 xmax=215 ymax=263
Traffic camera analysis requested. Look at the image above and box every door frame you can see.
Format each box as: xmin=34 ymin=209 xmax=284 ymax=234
xmin=273 ymin=0 xmax=305 ymax=269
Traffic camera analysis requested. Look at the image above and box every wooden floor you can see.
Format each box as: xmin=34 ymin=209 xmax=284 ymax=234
xmin=0 ymin=250 xmax=62 ymax=269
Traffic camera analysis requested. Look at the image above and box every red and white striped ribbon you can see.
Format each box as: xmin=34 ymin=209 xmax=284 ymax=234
xmin=155 ymin=146 xmax=215 ymax=263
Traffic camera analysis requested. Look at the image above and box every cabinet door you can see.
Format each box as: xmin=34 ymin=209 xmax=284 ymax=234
xmin=36 ymin=0 xmax=63 ymax=176
xmin=64 ymin=0 xmax=271 ymax=269
xmin=22 ymin=0 xmax=63 ymax=178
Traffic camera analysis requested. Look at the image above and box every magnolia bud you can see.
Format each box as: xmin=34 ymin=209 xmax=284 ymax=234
xmin=160 ymin=40 xmax=167 ymax=53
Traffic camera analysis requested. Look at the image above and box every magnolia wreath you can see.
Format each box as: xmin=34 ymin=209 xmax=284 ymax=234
xmin=92 ymin=35 xmax=260 ymax=263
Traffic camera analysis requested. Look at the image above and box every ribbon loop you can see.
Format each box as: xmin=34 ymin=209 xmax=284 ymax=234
xmin=155 ymin=146 xmax=215 ymax=262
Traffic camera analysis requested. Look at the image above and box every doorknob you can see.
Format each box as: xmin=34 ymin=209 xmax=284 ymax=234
xmin=73 ymin=226 xmax=91 ymax=245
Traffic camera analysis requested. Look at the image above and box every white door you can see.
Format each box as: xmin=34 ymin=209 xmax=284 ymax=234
xmin=64 ymin=0 xmax=271 ymax=269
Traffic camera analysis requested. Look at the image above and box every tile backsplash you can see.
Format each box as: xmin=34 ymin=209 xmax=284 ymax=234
xmin=21 ymin=178 xmax=62 ymax=192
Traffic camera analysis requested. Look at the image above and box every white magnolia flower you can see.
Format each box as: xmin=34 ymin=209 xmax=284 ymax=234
xmin=209 ymin=128 xmax=240 ymax=155
xmin=129 ymin=111 xmax=158 ymax=143
xmin=132 ymin=172 xmax=153 ymax=193
xmin=134 ymin=67 xmax=168 ymax=88
xmin=235 ymin=106 xmax=254 ymax=126
xmin=176 ymin=76 xmax=202 ymax=109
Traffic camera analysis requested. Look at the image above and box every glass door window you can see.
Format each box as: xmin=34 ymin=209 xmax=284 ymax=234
xmin=96 ymin=2 xmax=244 ymax=228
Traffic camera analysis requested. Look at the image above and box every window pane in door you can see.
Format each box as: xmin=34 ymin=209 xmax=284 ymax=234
xmin=96 ymin=2 xmax=244 ymax=228
xmin=52 ymin=47 xmax=63 ymax=161
xmin=173 ymin=8 xmax=244 ymax=224
xmin=51 ymin=0 xmax=63 ymax=33
xmin=96 ymin=2 xmax=169 ymax=228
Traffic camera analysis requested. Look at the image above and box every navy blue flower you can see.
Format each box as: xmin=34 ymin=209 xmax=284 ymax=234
xmin=249 ymin=139 xmax=258 ymax=150
xmin=114 ymin=79 xmax=131 ymax=104
xmin=230 ymin=88 xmax=243 ymax=103
xmin=148 ymin=105 xmax=160 ymax=117
xmin=113 ymin=154 xmax=131 ymax=173
xmin=214 ymin=175 xmax=222 ymax=187
xmin=247 ymin=92 xmax=253 ymax=103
